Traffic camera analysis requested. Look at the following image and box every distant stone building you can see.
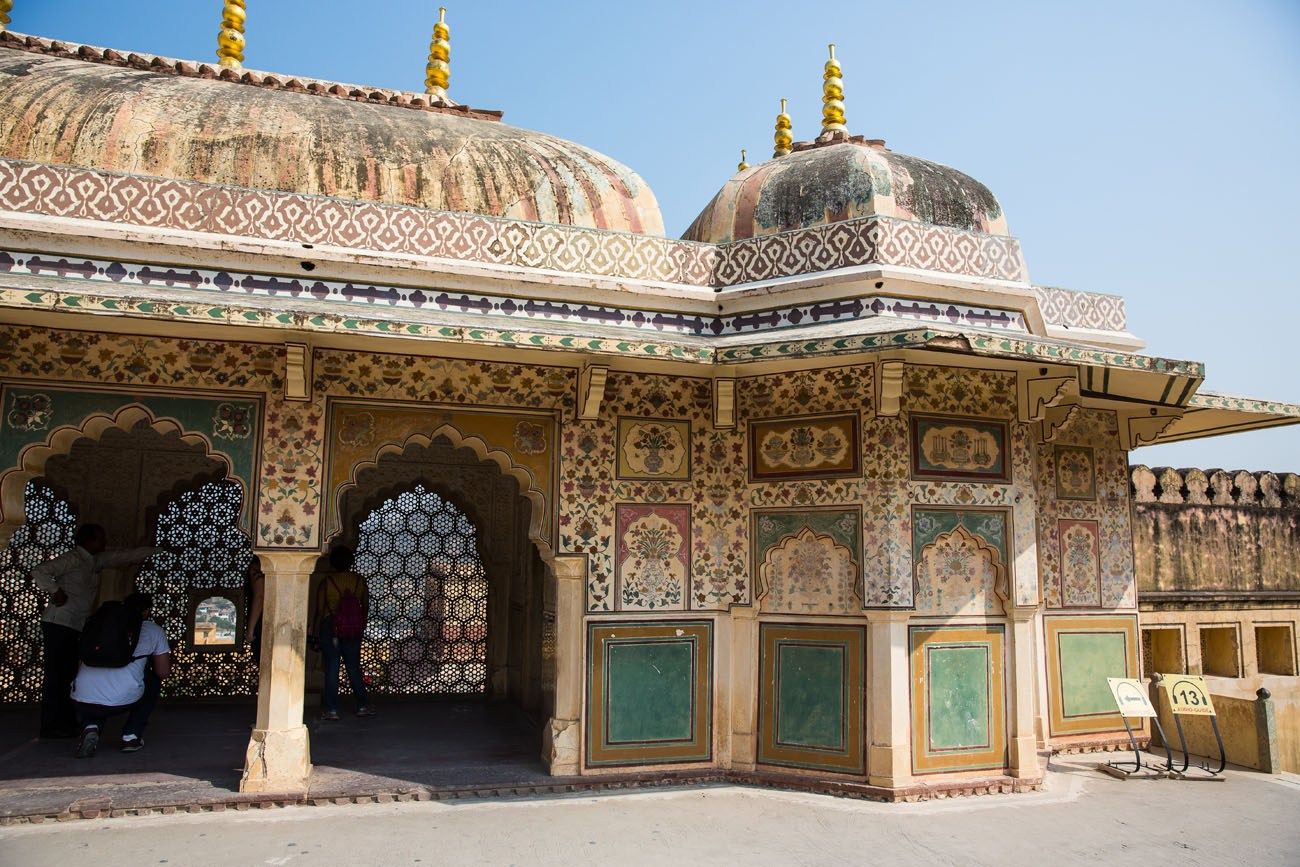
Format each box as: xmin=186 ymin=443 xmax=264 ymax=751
xmin=0 ymin=9 xmax=1296 ymax=800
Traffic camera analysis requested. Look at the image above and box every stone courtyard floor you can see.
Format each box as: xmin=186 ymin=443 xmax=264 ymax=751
xmin=2 ymin=757 xmax=1298 ymax=866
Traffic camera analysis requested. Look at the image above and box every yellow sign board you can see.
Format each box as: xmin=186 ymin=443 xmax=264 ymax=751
xmin=1107 ymin=677 xmax=1156 ymax=718
xmin=1160 ymin=674 xmax=1217 ymax=716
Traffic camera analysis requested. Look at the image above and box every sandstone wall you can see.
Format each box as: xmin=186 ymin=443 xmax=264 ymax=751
xmin=1131 ymin=466 xmax=1300 ymax=594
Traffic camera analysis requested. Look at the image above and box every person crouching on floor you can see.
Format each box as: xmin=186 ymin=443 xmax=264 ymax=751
xmin=71 ymin=592 xmax=171 ymax=757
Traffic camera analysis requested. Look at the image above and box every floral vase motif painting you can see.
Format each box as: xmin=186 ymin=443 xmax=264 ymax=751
xmin=748 ymin=412 xmax=860 ymax=481
xmin=616 ymin=417 xmax=691 ymax=480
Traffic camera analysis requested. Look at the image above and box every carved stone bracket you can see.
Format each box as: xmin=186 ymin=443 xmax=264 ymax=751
xmin=713 ymin=378 xmax=736 ymax=429
xmin=1018 ymin=374 xmax=1079 ymax=424
xmin=284 ymin=343 xmax=312 ymax=402
xmin=1036 ymin=403 xmax=1080 ymax=444
xmin=877 ymin=361 xmax=904 ymax=416
xmin=1121 ymin=408 xmax=1183 ymax=450
xmin=578 ymin=364 xmax=609 ymax=421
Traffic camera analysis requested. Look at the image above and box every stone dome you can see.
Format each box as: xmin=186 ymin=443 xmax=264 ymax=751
xmin=0 ymin=45 xmax=664 ymax=235
xmin=682 ymin=138 xmax=1007 ymax=243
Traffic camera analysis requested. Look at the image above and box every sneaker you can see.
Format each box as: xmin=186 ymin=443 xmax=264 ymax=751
xmin=75 ymin=727 xmax=100 ymax=758
xmin=356 ymin=706 xmax=376 ymax=718
xmin=320 ymin=709 xmax=340 ymax=721
xmin=120 ymin=736 xmax=144 ymax=753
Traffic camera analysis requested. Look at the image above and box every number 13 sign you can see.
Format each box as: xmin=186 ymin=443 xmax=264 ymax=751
xmin=1160 ymin=675 xmax=1217 ymax=716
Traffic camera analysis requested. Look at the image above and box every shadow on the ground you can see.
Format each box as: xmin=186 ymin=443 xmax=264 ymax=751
xmin=0 ymin=700 xmax=545 ymax=817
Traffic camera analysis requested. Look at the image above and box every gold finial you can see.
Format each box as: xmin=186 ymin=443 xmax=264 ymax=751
xmin=773 ymin=97 xmax=793 ymax=157
xmin=737 ymin=149 xmax=749 ymax=172
xmin=0 ymin=1 xmax=12 ymax=32
xmin=821 ymin=43 xmax=846 ymax=135
xmin=425 ymin=6 xmax=451 ymax=99
xmin=216 ymin=0 xmax=246 ymax=69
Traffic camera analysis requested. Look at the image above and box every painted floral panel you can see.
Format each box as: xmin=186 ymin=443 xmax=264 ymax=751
xmin=1058 ymin=519 xmax=1101 ymax=607
xmin=615 ymin=504 xmax=690 ymax=610
xmin=912 ymin=507 xmax=1009 ymax=615
xmin=910 ymin=414 xmax=1010 ymax=483
xmin=1054 ymin=445 xmax=1096 ymax=500
xmin=752 ymin=507 xmax=862 ymax=615
xmin=615 ymin=417 xmax=691 ymax=481
xmin=749 ymin=412 xmax=860 ymax=481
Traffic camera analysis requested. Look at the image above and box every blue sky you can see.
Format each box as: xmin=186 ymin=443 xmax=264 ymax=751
xmin=15 ymin=1 xmax=1300 ymax=471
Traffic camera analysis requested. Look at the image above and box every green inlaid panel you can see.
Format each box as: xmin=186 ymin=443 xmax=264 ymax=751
xmin=775 ymin=643 xmax=845 ymax=750
xmin=927 ymin=645 xmax=990 ymax=750
xmin=758 ymin=623 xmax=864 ymax=774
xmin=1058 ymin=632 xmax=1128 ymax=718
xmin=586 ymin=621 xmax=712 ymax=767
xmin=606 ymin=640 xmax=694 ymax=743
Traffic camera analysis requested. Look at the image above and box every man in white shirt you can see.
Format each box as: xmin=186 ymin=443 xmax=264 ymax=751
xmin=30 ymin=524 xmax=159 ymax=738
xmin=72 ymin=592 xmax=171 ymax=757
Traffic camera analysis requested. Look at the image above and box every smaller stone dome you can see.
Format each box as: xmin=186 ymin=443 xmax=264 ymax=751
xmin=683 ymin=137 xmax=1008 ymax=243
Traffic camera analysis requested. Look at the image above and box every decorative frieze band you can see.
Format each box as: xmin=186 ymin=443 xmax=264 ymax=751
xmin=0 ymin=159 xmax=1041 ymax=289
xmin=0 ymin=250 xmax=1028 ymax=338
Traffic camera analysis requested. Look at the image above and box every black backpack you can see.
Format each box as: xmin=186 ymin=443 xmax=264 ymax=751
xmin=79 ymin=601 xmax=144 ymax=668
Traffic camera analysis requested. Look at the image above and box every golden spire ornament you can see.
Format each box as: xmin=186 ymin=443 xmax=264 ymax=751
xmin=821 ymin=43 xmax=846 ymax=135
xmin=425 ymin=6 xmax=451 ymax=99
xmin=0 ymin=1 xmax=13 ymax=32
xmin=215 ymin=0 xmax=246 ymax=69
xmin=737 ymin=149 xmax=750 ymax=172
xmin=773 ymin=98 xmax=793 ymax=157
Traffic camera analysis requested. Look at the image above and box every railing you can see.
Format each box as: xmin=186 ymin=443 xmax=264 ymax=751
xmin=1131 ymin=466 xmax=1300 ymax=509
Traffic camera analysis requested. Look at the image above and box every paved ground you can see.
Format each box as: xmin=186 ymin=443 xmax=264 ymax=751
xmin=0 ymin=700 xmax=547 ymax=817
xmin=3 ymin=758 xmax=1298 ymax=866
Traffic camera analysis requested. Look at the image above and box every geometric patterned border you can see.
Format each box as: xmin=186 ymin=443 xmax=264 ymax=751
xmin=0 ymin=249 xmax=1030 ymax=340
xmin=0 ymin=159 xmax=1045 ymax=291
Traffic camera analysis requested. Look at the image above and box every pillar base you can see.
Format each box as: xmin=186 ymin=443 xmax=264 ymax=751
xmin=868 ymin=743 xmax=912 ymax=788
xmin=730 ymin=731 xmax=756 ymax=772
xmin=1009 ymin=734 xmax=1040 ymax=778
xmin=543 ymin=716 xmax=580 ymax=776
xmin=240 ymin=725 xmax=312 ymax=794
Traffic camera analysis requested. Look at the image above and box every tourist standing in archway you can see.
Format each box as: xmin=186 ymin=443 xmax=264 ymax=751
xmin=30 ymin=524 xmax=159 ymax=738
xmin=314 ymin=545 xmax=375 ymax=721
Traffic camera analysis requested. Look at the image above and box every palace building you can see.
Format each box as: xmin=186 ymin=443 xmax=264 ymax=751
xmin=1 ymin=4 xmax=1297 ymax=800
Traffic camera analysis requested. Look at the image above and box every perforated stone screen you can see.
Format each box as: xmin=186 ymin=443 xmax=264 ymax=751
xmin=352 ymin=483 xmax=489 ymax=696
xmin=0 ymin=482 xmax=78 ymax=703
xmin=136 ymin=480 xmax=256 ymax=698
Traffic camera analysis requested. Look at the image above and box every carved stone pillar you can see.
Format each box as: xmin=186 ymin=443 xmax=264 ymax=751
xmin=240 ymin=550 xmax=318 ymax=794
xmin=727 ymin=606 xmax=758 ymax=771
xmin=1007 ymin=606 xmax=1042 ymax=778
xmin=542 ymin=554 xmax=585 ymax=776
xmin=866 ymin=611 xmax=912 ymax=788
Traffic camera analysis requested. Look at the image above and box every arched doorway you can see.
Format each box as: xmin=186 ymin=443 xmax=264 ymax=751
xmin=309 ymin=434 xmax=550 ymax=783
xmin=350 ymin=483 xmax=490 ymax=697
xmin=0 ymin=418 xmax=257 ymax=703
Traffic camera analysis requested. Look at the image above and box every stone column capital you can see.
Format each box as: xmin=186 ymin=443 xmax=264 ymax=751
xmin=254 ymin=549 xmax=320 ymax=576
xmin=552 ymin=553 xmax=588 ymax=583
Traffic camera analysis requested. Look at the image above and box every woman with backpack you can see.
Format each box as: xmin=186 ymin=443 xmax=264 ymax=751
xmin=314 ymin=545 xmax=375 ymax=721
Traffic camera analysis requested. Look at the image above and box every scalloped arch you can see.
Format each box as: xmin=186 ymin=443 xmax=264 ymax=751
xmin=330 ymin=423 xmax=554 ymax=562
xmin=757 ymin=527 xmax=861 ymax=614
xmin=0 ymin=404 xmax=239 ymax=530
xmin=915 ymin=524 xmax=1010 ymax=616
